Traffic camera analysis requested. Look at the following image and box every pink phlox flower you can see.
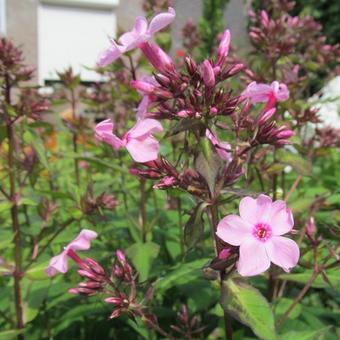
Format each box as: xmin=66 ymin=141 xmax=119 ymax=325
xmin=45 ymin=229 xmax=97 ymax=277
xmin=216 ymin=194 xmax=299 ymax=276
xmin=95 ymin=118 xmax=163 ymax=163
xmin=205 ymin=129 xmax=232 ymax=162
xmin=97 ymin=8 xmax=176 ymax=67
xmin=242 ymin=81 xmax=289 ymax=110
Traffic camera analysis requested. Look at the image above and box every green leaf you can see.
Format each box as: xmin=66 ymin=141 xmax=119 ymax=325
xmin=221 ymin=278 xmax=276 ymax=340
xmin=24 ymin=130 xmax=50 ymax=170
xmin=26 ymin=261 xmax=50 ymax=280
xmin=280 ymin=326 xmax=332 ymax=340
xmin=154 ymin=258 xmax=210 ymax=294
xmin=195 ymin=150 xmax=223 ymax=195
xmin=274 ymin=298 xmax=301 ymax=319
xmin=184 ymin=202 xmax=209 ymax=249
xmin=276 ymin=149 xmax=312 ymax=176
xmin=126 ymin=242 xmax=160 ymax=282
xmin=279 ymin=268 xmax=340 ymax=288
xmin=0 ymin=329 xmax=25 ymax=340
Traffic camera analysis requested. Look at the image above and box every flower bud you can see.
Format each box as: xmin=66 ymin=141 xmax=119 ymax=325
xmin=217 ymin=30 xmax=231 ymax=66
xmin=201 ymin=59 xmax=215 ymax=87
xmin=305 ymin=217 xmax=317 ymax=238
xmin=140 ymin=42 xmax=175 ymax=73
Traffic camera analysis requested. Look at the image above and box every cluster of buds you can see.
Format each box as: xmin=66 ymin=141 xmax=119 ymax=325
xmin=181 ymin=18 xmax=201 ymax=52
xmin=142 ymin=0 xmax=173 ymax=14
xmin=0 ymin=38 xmax=34 ymax=85
xmin=130 ymin=30 xmax=243 ymax=123
xmin=15 ymin=88 xmax=49 ymax=120
xmin=248 ymin=7 xmax=339 ymax=71
xmin=170 ymin=304 xmax=204 ymax=338
xmin=81 ymin=186 xmax=118 ymax=215
xmin=69 ymin=255 xmax=107 ymax=296
xmin=129 ymin=157 xmax=210 ymax=198
xmin=314 ymin=127 xmax=340 ymax=148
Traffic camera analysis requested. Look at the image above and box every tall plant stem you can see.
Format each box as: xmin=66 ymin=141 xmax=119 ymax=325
xmin=208 ymin=204 xmax=233 ymax=340
xmin=71 ymin=88 xmax=80 ymax=186
xmin=5 ymin=75 xmax=24 ymax=339
xmin=139 ymin=179 xmax=146 ymax=242
xmin=177 ymin=197 xmax=185 ymax=258
xmin=276 ymin=270 xmax=319 ymax=329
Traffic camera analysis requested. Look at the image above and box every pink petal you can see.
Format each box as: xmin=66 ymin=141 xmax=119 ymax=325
xmin=265 ymin=236 xmax=299 ymax=272
xmin=136 ymin=96 xmax=150 ymax=120
xmin=68 ymin=229 xmax=98 ymax=251
xmin=239 ymin=194 xmax=272 ymax=224
xmin=269 ymin=201 xmax=294 ymax=235
xmin=216 ymin=215 xmax=252 ymax=246
xmin=125 ymin=136 xmax=160 ymax=162
xmin=134 ymin=16 xmax=148 ymax=35
xmin=205 ymin=129 xmax=232 ymax=162
xmin=242 ymin=81 xmax=272 ymax=103
xmin=95 ymin=119 xmax=123 ymax=149
xmin=45 ymin=251 xmax=68 ymax=277
xmin=118 ymin=17 xmax=148 ymax=50
xmin=148 ymin=7 xmax=176 ymax=35
xmin=237 ymin=238 xmax=270 ymax=276
xmin=127 ymin=119 xmax=163 ymax=139
xmin=97 ymin=41 xmax=125 ymax=67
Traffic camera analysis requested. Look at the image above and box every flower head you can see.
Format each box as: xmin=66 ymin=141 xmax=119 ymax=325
xmin=97 ymin=8 xmax=176 ymax=66
xmin=95 ymin=118 xmax=163 ymax=163
xmin=216 ymin=194 xmax=299 ymax=276
xmin=45 ymin=229 xmax=97 ymax=277
xmin=242 ymin=81 xmax=289 ymax=110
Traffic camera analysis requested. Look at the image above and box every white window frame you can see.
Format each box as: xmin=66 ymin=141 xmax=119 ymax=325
xmin=0 ymin=0 xmax=6 ymax=36
xmin=40 ymin=0 xmax=119 ymax=10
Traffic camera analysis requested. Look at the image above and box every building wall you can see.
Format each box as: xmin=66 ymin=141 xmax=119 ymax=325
xmin=4 ymin=0 xmax=250 ymax=83
xmin=6 ymin=0 xmax=38 ymax=79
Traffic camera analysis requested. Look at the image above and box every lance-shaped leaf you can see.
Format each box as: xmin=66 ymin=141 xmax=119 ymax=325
xmin=195 ymin=146 xmax=223 ymax=195
xmin=221 ymin=278 xmax=276 ymax=340
xmin=184 ymin=201 xmax=209 ymax=249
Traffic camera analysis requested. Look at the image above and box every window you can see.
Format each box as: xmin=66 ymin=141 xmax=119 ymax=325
xmin=38 ymin=1 xmax=118 ymax=83
xmin=0 ymin=0 xmax=6 ymax=36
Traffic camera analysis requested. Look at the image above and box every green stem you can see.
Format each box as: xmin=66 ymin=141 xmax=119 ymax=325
xmin=5 ymin=75 xmax=25 ymax=339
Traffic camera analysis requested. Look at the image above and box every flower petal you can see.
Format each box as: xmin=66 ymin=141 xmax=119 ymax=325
xmin=237 ymin=238 xmax=270 ymax=276
xmin=68 ymin=229 xmax=98 ymax=251
xmin=45 ymin=251 xmax=68 ymax=276
xmin=148 ymin=7 xmax=176 ymax=35
xmin=216 ymin=215 xmax=252 ymax=246
xmin=126 ymin=136 xmax=160 ymax=162
xmin=265 ymin=236 xmax=299 ymax=272
xmin=97 ymin=41 xmax=125 ymax=67
xmin=95 ymin=119 xmax=123 ymax=149
xmin=270 ymin=201 xmax=294 ymax=235
xmin=127 ymin=119 xmax=163 ymax=138
xmin=239 ymin=194 xmax=272 ymax=224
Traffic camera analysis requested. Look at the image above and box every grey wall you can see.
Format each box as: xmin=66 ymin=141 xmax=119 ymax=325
xmin=6 ymin=0 xmax=38 ymax=77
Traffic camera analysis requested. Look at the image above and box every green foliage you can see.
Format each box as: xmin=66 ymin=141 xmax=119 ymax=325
xmin=199 ymin=0 xmax=230 ymax=58
xmin=221 ymin=278 xmax=276 ymax=339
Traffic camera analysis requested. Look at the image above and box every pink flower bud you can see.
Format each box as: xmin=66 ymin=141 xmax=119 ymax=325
xmin=177 ymin=110 xmax=192 ymax=117
xmin=202 ymin=60 xmax=215 ymax=87
xmin=116 ymin=249 xmax=126 ymax=264
xmin=217 ymin=30 xmax=231 ymax=65
xmin=258 ymin=108 xmax=276 ymax=125
xmin=275 ymin=129 xmax=294 ymax=139
xmin=218 ymin=248 xmax=231 ymax=260
xmin=130 ymin=80 xmax=155 ymax=94
xmin=140 ymin=42 xmax=175 ymax=73
xmin=260 ymin=10 xmax=269 ymax=28
xmin=306 ymin=217 xmax=317 ymax=238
